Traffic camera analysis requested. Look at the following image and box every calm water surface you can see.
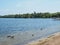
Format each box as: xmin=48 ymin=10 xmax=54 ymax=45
xmin=0 ymin=18 xmax=60 ymax=45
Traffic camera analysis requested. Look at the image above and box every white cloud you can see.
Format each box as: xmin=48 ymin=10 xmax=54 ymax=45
xmin=0 ymin=9 xmax=10 ymax=15
xmin=0 ymin=0 xmax=60 ymax=15
xmin=15 ymin=0 xmax=43 ymax=13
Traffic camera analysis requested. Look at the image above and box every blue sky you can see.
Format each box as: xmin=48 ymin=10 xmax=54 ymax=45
xmin=0 ymin=0 xmax=60 ymax=15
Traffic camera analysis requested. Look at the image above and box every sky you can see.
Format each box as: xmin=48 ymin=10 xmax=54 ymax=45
xmin=0 ymin=0 xmax=60 ymax=15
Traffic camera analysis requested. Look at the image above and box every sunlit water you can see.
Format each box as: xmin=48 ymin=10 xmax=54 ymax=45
xmin=0 ymin=18 xmax=60 ymax=45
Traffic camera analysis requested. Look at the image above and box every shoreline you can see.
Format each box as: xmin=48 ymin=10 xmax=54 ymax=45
xmin=0 ymin=26 xmax=60 ymax=45
xmin=26 ymin=32 xmax=60 ymax=45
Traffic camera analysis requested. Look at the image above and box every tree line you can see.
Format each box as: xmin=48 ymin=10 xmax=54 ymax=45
xmin=0 ymin=12 xmax=60 ymax=18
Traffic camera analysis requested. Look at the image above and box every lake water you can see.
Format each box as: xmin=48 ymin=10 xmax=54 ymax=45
xmin=0 ymin=18 xmax=60 ymax=45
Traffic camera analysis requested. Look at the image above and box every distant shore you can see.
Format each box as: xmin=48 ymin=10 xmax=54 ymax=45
xmin=26 ymin=32 xmax=60 ymax=45
xmin=0 ymin=12 xmax=60 ymax=18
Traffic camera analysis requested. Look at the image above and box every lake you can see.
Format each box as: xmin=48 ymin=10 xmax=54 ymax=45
xmin=0 ymin=18 xmax=60 ymax=45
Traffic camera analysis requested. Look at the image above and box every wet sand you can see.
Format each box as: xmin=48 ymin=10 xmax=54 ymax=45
xmin=26 ymin=32 xmax=60 ymax=45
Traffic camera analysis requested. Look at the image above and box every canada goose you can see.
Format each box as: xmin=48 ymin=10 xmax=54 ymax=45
xmin=32 ymin=34 xmax=34 ymax=36
xmin=11 ymin=36 xmax=14 ymax=38
xmin=7 ymin=35 xmax=11 ymax=38
xmin=40 ymin=28 xmax=43 ymax=30
xmin=7 ymin=35 xmax=14 ymax=38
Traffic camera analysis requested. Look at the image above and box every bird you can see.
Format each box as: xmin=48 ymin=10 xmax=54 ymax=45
xmin=7 ymin=35 xmax=14 ymax=38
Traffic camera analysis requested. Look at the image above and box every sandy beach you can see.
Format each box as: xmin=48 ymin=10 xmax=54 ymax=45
xmin=26 ymin=32 xmax=60 ymax=45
